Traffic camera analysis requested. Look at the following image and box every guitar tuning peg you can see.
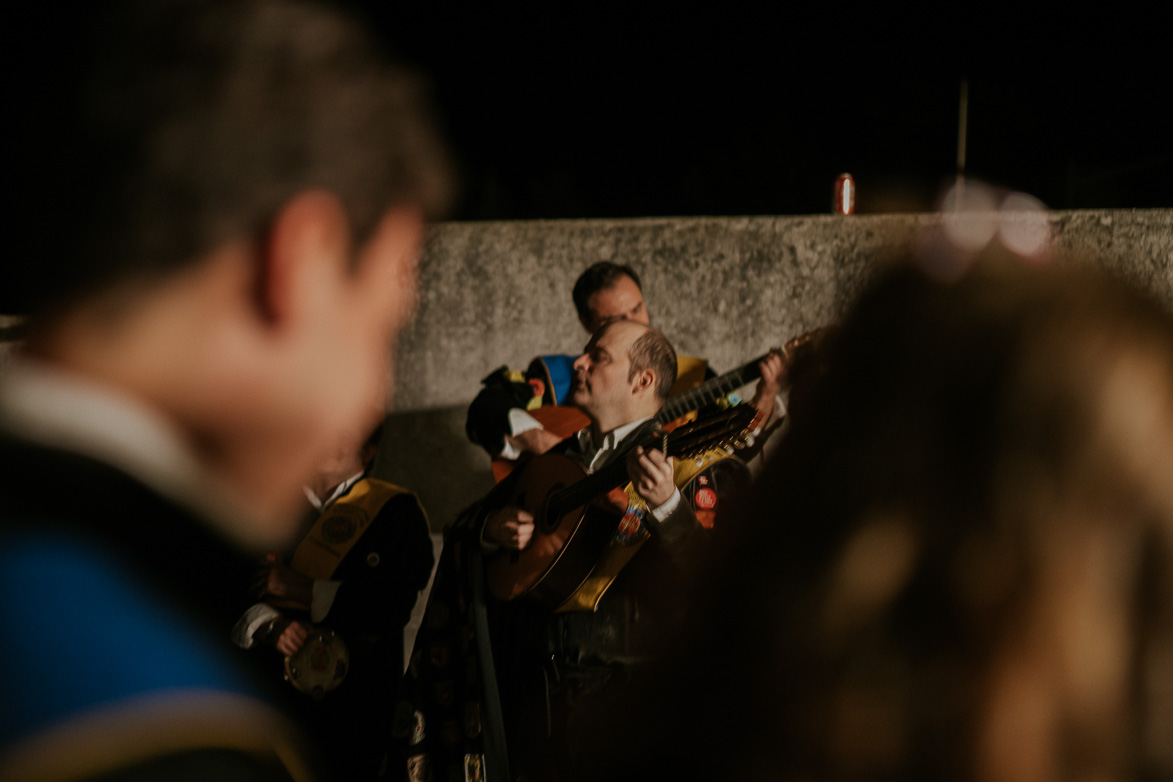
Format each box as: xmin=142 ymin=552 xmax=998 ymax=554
xmin=724 ymin=445 xmax=735 ymax=455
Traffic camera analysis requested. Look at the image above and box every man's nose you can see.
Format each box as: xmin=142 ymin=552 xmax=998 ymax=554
xmin=572 ymin=353 xmax=589 ymax=372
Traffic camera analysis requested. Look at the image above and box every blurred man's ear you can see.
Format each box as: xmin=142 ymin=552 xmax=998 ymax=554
xmin=257 ymin=190 xmax=351 ymax=326
xmin=354 ymin=206 xmax=425 ymax=288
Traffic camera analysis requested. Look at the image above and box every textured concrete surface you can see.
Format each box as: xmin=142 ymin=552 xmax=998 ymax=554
xmin=3 ymin=210 xmax=1169 ymax=528
xmin=381 ymin=209 xmax=1171 ymax=528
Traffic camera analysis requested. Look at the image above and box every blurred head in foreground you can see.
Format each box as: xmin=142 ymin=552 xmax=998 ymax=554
xmin=617 ymin=248 xmax=1173 ymax=782
xmin=7 ymin=0 xmax=452 ymax=537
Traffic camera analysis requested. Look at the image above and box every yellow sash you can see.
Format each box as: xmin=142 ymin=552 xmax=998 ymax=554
xmin=669 ymin=354 xmax=708 ymax=397
xmin=554 ymin=444 xmax=737 ymax=613
xmin=290 ymin=478 xmax=416 ymax=580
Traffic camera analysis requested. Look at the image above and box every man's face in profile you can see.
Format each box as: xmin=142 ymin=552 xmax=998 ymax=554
xmin=570 ymin=319 xmax=644 ymax=418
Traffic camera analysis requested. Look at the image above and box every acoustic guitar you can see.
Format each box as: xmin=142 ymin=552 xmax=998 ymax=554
xmin=485 ymin=405 xmax=756 ymax=612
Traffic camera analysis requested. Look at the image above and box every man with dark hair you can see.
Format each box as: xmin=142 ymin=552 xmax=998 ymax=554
xmin=0 ymin=1 xmax=451 ymax=779
xmin=395 ymin=320 xmax=718 ymax=781
xmin=570 ymin=261 xmax=647 ymax=332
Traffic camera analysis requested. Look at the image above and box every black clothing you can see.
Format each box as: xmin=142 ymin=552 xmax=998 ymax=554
xmin=386 ymin=419 xmax=750 ymax=782
xmin=0 ymin=434 xmax=312 ymax=782
xmin=273 ymin=481 xmax=434 ymax=782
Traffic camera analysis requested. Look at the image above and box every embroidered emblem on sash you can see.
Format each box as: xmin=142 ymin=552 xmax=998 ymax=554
xmin=322 ymin=514 xmax=357 ymax=544
xmin=695 ymin=487 xmax=717 ymax=509
xmin=616 ymin=505 xmax=645 ymax=543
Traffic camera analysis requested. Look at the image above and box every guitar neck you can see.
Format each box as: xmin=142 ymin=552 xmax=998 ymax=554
xmin=544 ymin=455 xmax=633 ymax=519
xmin=655 ymin=355 xmax=765 ymax=424
xmin=545 ymin=407 xmax=754 ymax=518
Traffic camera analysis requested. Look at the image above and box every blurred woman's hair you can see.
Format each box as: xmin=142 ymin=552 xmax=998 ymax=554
xmin=607 ymin=248 xmax=1173 ymax=782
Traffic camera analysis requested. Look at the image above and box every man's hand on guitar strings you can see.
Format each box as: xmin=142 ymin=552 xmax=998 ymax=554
xmin=627 ymin=446 xmax=676 ymax=508
xmin=486 ymin=506 xmax=535 ymax=550
xmin=750 ymin=348 xmax=787 ymax=423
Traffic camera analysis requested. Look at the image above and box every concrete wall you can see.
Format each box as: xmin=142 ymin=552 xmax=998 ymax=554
xmin=2 ymin=210 xmax=1168 ymax=526
xmin=380 ymin=209 xmax=1172 ymax=529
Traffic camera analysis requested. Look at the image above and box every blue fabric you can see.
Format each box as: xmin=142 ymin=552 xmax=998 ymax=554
xmin=536 ymin=354 xmax=577 ymax=405
xmin=0 ymin=532 xmax=251 ymax=746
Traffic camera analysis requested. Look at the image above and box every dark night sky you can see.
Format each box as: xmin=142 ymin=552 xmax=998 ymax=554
xmin=8 ymin=2 xmax=1171 ymax=222
xmin=353 ymin=3 xmax=1171 ymax=220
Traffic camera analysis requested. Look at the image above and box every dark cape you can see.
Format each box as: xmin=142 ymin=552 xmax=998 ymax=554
xmin=383 ymin=420 xmax=751 ymax=782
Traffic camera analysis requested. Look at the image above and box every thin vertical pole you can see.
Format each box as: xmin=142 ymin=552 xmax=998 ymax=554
xmin=955 ymin=79 xmax=969 ymax=205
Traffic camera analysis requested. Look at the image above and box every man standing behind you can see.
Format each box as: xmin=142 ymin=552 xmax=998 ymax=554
xmin=234 ymin=424 xmax=435 ymax=781
xmin=0 ymin=1 xmax=451 ymax=780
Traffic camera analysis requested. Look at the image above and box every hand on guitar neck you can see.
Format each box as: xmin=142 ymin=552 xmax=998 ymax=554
xmin=744 ymin=329 xmax=829 ymax=429
xmin=747 ymin=349 xmax=787 ymax=427
xmin=626 ymin=445 xmax=676 ymax=508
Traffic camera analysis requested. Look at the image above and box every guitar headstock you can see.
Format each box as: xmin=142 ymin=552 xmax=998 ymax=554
xmin=658 ymin=405 xmax=757 ymax=460
xmin=779 ymin=325 xmax=834 ymax=362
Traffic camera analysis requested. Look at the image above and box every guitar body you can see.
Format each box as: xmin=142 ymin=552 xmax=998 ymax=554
xmin=485 ymin=452 xmax=646 ymax=607
xmin=485 ymin=406 xmax=758 ymax=611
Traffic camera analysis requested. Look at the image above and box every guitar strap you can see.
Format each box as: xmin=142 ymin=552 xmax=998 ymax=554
xmin=290 ymin=478 xmax=412 ymax=580
xmin=668 ymin=355 xmax=709 ymax=397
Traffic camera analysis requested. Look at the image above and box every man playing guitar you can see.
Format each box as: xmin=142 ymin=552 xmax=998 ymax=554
xmin=483 ymin=319 xmax=695 ymax=557
xmin=465 ymin=261 xmax=787 ymax=466
xmin=395 ymin=319 xmax=741 ymax=782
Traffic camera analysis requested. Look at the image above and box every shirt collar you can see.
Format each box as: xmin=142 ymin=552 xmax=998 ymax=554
xmin=0 ymin=359 xmax=272 ymax=550
xmin=573 ymin=415 xmax=653 ymax=472
xmin=304 ymin=470 xmax=365 ymax=511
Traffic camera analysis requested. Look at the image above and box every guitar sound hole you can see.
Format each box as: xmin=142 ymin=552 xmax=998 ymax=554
xmin=540 ymin=483 xmax=567 ymax=533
